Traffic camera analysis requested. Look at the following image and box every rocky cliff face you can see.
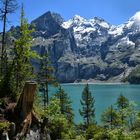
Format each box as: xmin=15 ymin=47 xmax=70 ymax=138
xmin=31 ymin=11 xmax=140 ymax=83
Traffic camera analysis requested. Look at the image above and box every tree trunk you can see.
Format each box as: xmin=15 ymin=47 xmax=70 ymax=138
xmin=1 ymin=0 xmax=8 ymax=75
xmin=14 ymin=81 xmax=37 ymax=137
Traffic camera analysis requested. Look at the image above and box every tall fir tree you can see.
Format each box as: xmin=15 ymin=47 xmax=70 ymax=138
xmin=101 ymin=105 xmax=120 ymax=129
xmin=12 ymin=4 xmax=38 ymax=97
xmin=38 ymin=52 xmax=57 ymax=107
xmin=55 ymin=86 xmax=74 ymax=123
xmin=79 ymin=84 xmax=95 ymax=127
xmin=116 ymin=94 xmax=129 ymax=110
xmin=116 ymin=94 xmax=129 ymax=125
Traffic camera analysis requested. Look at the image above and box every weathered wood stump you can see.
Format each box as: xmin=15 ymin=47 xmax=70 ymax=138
xmin=15 ymin=81 xmax=37 ymax=120
xmin=14 ymin=81 xmax=37 ymax=138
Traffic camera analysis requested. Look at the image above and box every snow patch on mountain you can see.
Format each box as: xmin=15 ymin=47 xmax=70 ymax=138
xmin=99 ymin=21 xmax=110 ymax=28
xmin=130 ymin=11 xmax=140 ymax=22
xmin=124 ymin=11 xmax=140 ymax=31
xmin=117 ymin=37 xmax=135 ymax=47
xmin=74 ymin=27 xmax=96 ymax=33
xmin=109 ymin=24 xmax=124 ymax=36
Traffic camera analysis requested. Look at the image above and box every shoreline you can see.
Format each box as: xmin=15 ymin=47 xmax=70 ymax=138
xmin=61 ymin=82 xmax=129 ymax=85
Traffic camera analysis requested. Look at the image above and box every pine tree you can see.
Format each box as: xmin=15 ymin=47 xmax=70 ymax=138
xmin=55 ymin=86 xmax=74 ymax=123
xmin=38 ymin=52 xmax=57 ymax=107
xmin=101 ymin=105 xmax=120 ymax=129
xmin=116 ymin=94 xmax=129 ymax=125
xmin=79 ymin=84 xmax=95 ymax=127
xmin=116 ymin=94 xmax=129 ymax=110
xmin=0 ymin=0 xmax=18 ymax=75
xmin=12 ymin=5 xmax=38 ymax=96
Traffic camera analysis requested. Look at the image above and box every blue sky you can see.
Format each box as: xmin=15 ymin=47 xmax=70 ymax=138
xmin=0 ymin=0 xmax=140 ymax=31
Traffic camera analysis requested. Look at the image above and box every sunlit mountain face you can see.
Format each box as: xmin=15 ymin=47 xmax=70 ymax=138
xmin=29 ymin=11 xmax=140 ymax=83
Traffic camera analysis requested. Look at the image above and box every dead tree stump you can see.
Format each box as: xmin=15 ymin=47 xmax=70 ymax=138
xmin=14 ymin=81 xmax=37 ymax=137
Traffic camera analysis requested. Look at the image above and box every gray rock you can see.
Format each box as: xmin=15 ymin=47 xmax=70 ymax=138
xmin=11 ymin=11 xmax=140 ymax=83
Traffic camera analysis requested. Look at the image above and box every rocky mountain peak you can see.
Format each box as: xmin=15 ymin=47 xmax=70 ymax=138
xmin=31 ymin=11 xmax=64 ymax=36
xmin=62 ymin=15 xmax=85 ymax=29
xmin=72 ymin=15 xmax=85 ymax=22
xmin=94 ymin=16 xmax=105 ymax=21
xmin=91 ymin=17 xmax=110 ymax=29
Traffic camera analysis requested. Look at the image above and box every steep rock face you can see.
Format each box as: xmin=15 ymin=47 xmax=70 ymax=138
xmin=31 ymin=11 xmax=140 ymax=83
xmin=31 ymin=11 xmax=64 ymax=37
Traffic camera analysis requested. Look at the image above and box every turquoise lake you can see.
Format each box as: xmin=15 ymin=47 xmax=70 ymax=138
xmin=48 ymin=84 xmax=140 ymax=124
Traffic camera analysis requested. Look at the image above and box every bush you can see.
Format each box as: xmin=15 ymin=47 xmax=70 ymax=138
xmin=36 ymin=97 xmax=76 ymax=140
xmin=0 ymin=121 xmax=10 ymax=132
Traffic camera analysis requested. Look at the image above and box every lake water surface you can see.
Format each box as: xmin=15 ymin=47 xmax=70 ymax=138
xmin=49 ymin=84 xmax=140 ymax=124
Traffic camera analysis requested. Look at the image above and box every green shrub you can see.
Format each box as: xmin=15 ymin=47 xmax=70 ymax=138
xmin=0 ymin=121 xmax=10 ymax=132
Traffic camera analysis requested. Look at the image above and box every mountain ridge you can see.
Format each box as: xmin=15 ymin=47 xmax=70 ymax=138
xmin=29 ymin=11 xmax=140 ymax=83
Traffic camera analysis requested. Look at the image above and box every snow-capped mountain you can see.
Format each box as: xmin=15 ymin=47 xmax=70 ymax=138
xmin=62 ymin=15 xmax=110 ymax=46
xmin=31 ymin=11 xmax=140 ymax=83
